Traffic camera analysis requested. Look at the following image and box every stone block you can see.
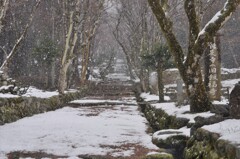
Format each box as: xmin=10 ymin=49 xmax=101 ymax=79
xmin=229 ymin=81 xmax=240 ymax=119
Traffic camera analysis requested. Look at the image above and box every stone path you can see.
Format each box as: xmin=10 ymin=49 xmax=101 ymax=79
xmin=0 ymin=69 xmax=158 ymax=158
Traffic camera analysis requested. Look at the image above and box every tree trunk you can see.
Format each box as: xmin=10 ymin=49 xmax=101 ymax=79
xmin=58 ymin=10 xmax=76 ymax=94
xmin=58 ymin=0 xmax=81 ymax=93
xmin=58 ymin=64 xmax=69 ymax=94
xmin=139 ymin=69 xmax=150 ymax=92
xmin=0 ymin=0 xmax=9 ymax=32
xmin=68 ymin=58 xmax=80 ymax=88
xmin=157 ymin=62 xmax=164 ymax=102
xmin=185 ymin=67 xmax=211 ymax=112
xmin=50 ymin=61 xmax=56 ymax=89
xmin=204 ymin=47 xmax=210 ymax=92
xmin=215 ymin=35 xmax=222 ymax=101
xmin=148 ymin=0 xmax=240 ymax=112
xmin=80 ymin=39 xmax=90 ymax=85
xmin=188 ymin=84 xmax=211 ymax=112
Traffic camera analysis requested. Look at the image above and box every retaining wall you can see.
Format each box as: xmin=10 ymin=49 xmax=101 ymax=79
xmin=0 ymin=88 xmax=88 ymax=125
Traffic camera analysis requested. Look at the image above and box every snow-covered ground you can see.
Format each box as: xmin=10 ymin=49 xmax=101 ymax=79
xmin=221 ymin=67 xmax=240 ymax=74
xmin=22 ymin=87 xmax=59 ymax=98
xmin=140 ymin=90 xmax=240 ymax=151
xmin=71 ymin=98 xmax=137 ymax=105
xmin=0 ymin=99 xmax=158 ymax=158
xmin=0 ymin=86 xmax=78 ymax=99
xmin=203 ymin=119 xmax=240 ymax=146
xmin=0 ymin=93 xmax=19 ymax=98
xmin=153 ymin=103 xmax=215 ymax=123
xmin=106 ymin=73 xmax=131 ymax=81
xmin=221 ymin=78 xmax=240 ymax=92
xmin=0 ymin=66 xmax=240 ymax=158
xmin=140 ymin=92 xmax=170 ymax=102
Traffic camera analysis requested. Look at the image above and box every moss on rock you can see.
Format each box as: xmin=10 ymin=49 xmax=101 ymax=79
xmin=139 ymin=102 xmax=189 ymax=131
xmin=184 ymin=128 xmax=238 ymax=159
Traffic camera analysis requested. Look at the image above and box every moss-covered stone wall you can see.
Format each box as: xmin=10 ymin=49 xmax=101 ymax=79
xmin=138 ymin=100 xmax=189 ymax=132
xmin=135 ymin=85 xmax=239 ymax=159
xmin=0 ymin=88 xmax=88 ymax=125
xmin=184 ymin=128 xmax=239 ymax=159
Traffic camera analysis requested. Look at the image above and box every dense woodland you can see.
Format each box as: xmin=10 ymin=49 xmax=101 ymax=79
xmin=0 ymin=0 xmax=240 ymax=112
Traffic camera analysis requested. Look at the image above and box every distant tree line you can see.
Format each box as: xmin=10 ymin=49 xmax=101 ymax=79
xmin=0 ymin=0 xmax=240 ymax=113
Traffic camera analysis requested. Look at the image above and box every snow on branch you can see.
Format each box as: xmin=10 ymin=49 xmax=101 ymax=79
xmin=196 ymin=0 xmax=240 ymax=43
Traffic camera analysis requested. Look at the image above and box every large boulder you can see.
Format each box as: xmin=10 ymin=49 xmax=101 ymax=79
xmin=143 ymin=152 xmax=174 ymax=159
xmin=152 ymin=129 xmax=189 ymax=159
xmin=229 ymin=81 xmax=240 ymax=119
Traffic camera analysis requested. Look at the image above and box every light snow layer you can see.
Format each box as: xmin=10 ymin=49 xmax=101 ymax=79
xmin=221 ymin=68 xmax=240 ymax=74
xmin=0 ymin=104 xmax=157 ymax=158
xmin=106 ymin=73 xmax=130 ymax=81
xmin=140 ymin=92 xmax=170 ymax=102
xmin=22 ymin=86 xmax=59 ymax=98
xmin=0 ymin=87 xmax=78 ymax=99
xmin=140 ymin=93 xmax=215 ymax=123
xmin=202 ymin=119 xmax=240 ymax=146
xmin=70 ymin=99 xmax=137 ymax=105
xmin=153 ymin=127 xmax=190 ymax=141
xmin=0 ymin=93 xmax=19 ymax=98
xmin=152 ymin=102 xmax=214 ymax=123
xmin=221 ymin=78 xmax=240 ymax=92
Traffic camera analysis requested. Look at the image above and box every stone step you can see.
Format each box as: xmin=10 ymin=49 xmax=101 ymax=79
xmin=87 ymin=92 xmax=135 ymax=97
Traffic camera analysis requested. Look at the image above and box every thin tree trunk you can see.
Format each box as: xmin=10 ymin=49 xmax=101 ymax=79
xmin=58 ymin=11 xmax=74 ymax=94
xmin=80 ymin=37 xmax=91 ymax=85
xmin=0 ymin=0 xmax=9 ymax=32
xmin=157 ymin=62 xmax=164 ymax=102
xmin=80 ymin=15 xmax=102 ymax=85
xmin=50 ymin=61 xmax=56 ymax=89
xmin=0 ymin=0 xmax=41 ymax=74
xmin=58 ymin=64 xmax=69 ymax=94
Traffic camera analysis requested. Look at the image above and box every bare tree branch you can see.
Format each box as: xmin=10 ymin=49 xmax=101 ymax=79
xmin=0 ymin=0 xmax=41 ymax=73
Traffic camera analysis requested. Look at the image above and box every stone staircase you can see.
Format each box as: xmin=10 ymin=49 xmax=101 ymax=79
xmin=87 ymin=80 xmax=135 ymax=100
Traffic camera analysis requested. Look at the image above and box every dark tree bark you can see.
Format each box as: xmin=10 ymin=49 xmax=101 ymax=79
xmin=157 ymin=61 xmax=164 ymax=102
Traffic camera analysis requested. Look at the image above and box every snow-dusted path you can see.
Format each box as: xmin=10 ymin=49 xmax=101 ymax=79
xmin=0 ymin=98 xmax=158 ymax=159
xmin=0 ymin=60 xmax=158 ymax=158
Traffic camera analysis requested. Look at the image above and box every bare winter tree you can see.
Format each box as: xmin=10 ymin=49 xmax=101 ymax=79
xmin=58 ymin=0 xmax=106 ymax=93
xmin=148 ymin=0 xmax=240 ymax=112
xmin=110 ymin=0 xmax=160 ymax=92
xmin=0 ymin=0 xmax=9 ymax=32
xmin=58 ymin=0 xmax=82 ymax=94
xmin=0 ymin=0 xmax=41 ymax=75
xmin=80 ymin=0 xmax=105 ymax=85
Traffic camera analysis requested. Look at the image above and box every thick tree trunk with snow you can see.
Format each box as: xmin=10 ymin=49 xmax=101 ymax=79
xmin=148 ymin=0 xmax=240 ymax=112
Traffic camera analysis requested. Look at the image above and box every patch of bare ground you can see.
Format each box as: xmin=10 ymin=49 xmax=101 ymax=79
xmin=99 ymin=143 xmax=159 ymax=159
xmin=7 ymin=144 xmax=157 ymax=159
xmin=76 ymin=105 xmax=136 ymax=117
xmin=7 ymin=151 xmax=67 ymax=159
